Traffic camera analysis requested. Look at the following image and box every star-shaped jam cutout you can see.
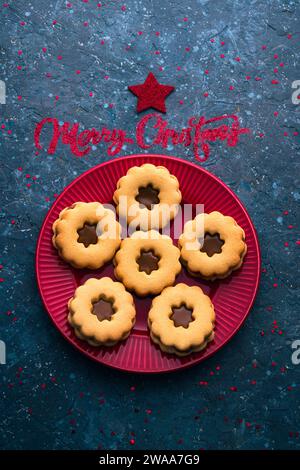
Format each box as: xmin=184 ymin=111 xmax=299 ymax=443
xmin=77 ymin=223 xmax=98 ymax=247
xmin=128 ymin=72 xmax=175 ymax=113
xmin=92 ymin=297 xmax=115 ymax=322
xmin=135 ymin=184 xmax=160 ymax=210
xmin=171 ymin=303 xmax=194 ymax=329
xmin=137 ymin=249 xmax=160 ymax=275
xmin=200 ymin=232 xmax=224 ymax=257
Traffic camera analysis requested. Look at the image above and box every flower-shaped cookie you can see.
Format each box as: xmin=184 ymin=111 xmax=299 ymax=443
xmin=113 ymin=164 xmax=182 ymax=230
xmin=179 ymin=211 xmax=247 ymax=280
xmin=148 ymin=284 xmax=215 ymax=356
xmin=114 ymin=230 xmax=181 ymax=296
xmin=52 ymin=202 xmax=121 ymax=269
xmin=68 ymin=277 xmax=136 ymax=346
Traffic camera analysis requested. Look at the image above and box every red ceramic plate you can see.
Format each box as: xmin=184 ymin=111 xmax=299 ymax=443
xmin=36 ymin=154 xmax=260 ymax=373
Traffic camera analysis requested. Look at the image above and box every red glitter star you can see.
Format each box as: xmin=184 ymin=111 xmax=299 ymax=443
xmin=128 ymin=72 xmax=175 ymax=113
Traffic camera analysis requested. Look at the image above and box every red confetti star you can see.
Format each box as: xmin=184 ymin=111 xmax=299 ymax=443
xmin=128 ymin=72 xmax=174 ymax=113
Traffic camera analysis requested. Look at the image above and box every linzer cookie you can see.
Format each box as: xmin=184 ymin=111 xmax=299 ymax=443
xmin=179 ymin=211 xmax=247 ymax=280
xmin=52 ymin=202 xmax=121 ymax=269
xmin=68 ymin=277 xmax=136 ymax=346
xmin=148 ymin=284 xmax=215 ymax=356
xmin=113 ymin=164 xmax=182 ymax=230
xmin=114 ymin=230 xmax=181 ymax=296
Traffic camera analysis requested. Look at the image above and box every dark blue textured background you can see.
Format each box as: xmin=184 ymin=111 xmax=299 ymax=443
xmin=0 ymin=0 xmax=300 ymax=450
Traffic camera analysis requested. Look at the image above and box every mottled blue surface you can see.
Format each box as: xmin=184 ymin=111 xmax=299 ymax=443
xmin=0 ymin=0 xmax=300 ymax=450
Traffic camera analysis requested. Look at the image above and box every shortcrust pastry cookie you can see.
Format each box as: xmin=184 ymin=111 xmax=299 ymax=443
xmin=148 ymin=283 xmax=215 ymax=356
xmin=52 ymin=202 xmax=121 ymax=269
xmin=114 ymin=230 xmax=181 ymax=296
xmin=179 ymin=211 xmax=247 ymax=280
xmin=68 ymin=277 xmax=136 ymax=346
xmin=113 ymin=164 xmax=182 ymax=230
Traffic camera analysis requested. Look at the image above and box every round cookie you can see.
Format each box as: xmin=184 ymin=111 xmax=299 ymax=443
xmin=52 ymin=202 xmax=121 ymax=269
xmin=179 ymin=211 xmax=247 ymax=280
xmin=68 ymin=277 xmax=136 ymax=346
xmin=114 ymin=230 xmax=181 ymax=296
xmin=148 ymin=284 xmax=215 ymax=356
xmin=113 ymin=164 xmax=182 ymax=230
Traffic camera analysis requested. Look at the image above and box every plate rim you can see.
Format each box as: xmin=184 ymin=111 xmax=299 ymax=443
xmin=36 ymin=154 xmax=261 ymax=374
